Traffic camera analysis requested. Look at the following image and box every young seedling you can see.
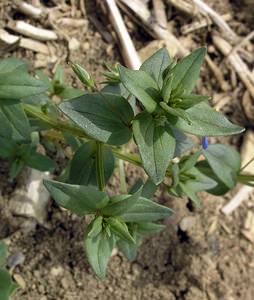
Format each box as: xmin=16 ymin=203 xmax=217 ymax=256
xmin=0 ymin=48 xmax=252 ymax=279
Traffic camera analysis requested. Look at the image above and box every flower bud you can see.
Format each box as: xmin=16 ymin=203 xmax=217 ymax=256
xmin=70 ymin=62 xmax=95 ymax=89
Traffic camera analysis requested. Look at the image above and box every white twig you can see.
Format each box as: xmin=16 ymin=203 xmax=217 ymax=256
xmin=117 ymin=0 xmax=188 ymax=57
xmin=153 ymin=0 xmax=168 ymax=29
xmin=221 ymin=186 xmax=253 ymax=215
xmin=105 ymin=0 xmax=141 ymax=69
xmin=0 ymin=29 xmax=49 ymax=54
xmin=14 ymin=0 xmax=44 ymax=19
xmin=192 ymin=0 xmax=238 ymax=44
xmin=213 ymin=35 xmax=254 ymax=98
xmin=8 ymin=21 xmax=58 ymax=41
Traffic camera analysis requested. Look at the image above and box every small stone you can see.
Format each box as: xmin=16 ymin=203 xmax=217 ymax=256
xmin=82 ymin=42 xmax=90 ymax=51
xmin=179 ymin=216 xmax=196 ymax=231
xmin=50 ymin=266 xmax=64 ymax=277
xmin=61 ymin=277 xmax=69 ymax=289
xmin=7 ymin=252 xmax=25 ymax=268
xmin=13 ymin=274 xmax=26 ymax=289
xmin=68 ymin=38 xmax=80 ymax=51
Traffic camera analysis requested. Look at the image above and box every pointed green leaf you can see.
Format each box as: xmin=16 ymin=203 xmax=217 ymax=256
xmin=171 ymin=48 xmax=206 ymax=94
xmin=117 ymin=227 xmax=140 ymax=262
xmin=0 ymin=100 xmax=31 ymax=141
xmin=172 ymin=128 xmax=194 ymax=157
xmin=203 ymin=144 xmax=241 ymax=189
xmin=140 ymin=48 xmax=171 ymax=89
xmin=160 ymin=102 xmax=191 ymax=124
xmin=69 ymin=142 xmax=114 ymax=186
xmin=136 ymin=222 xmax=165 ymax=235
xmin=0 ymin=70 xmax=47 ymax=100
xmin=179 ymin=94 xmax=209 ymax=109
xmin=0 ymin=269 xmax=18 ymax=300
xmin=179 ymin=182 xmax=201 ymax=207
xmin=43 ymin=180 xmax=109 ymax=216
xmin=59 ymin=92 xmax=134 ymax=145
xmin=119 ymin=197 xmax=173 ymax=222
xmin=180 ymin=150 xmax=202 ymax=173
xmin=107 ymin=217 xmax=135 ymax=243
xmin=88 ymin=216 xmax=103 ymax=238
xmin=25 ymin=151 xmax=56 ymax=172
xmin=118 ymin=65 xmax=159 ymax=113
xmin=133 ymin=112 xmax=176 ymax=184
xmin=0 ymin=58 xmax=28 ymax=73
xmin=0 ymin=111 xmax=13 ymax=139
xmin=85 ymin=226 xmax=114 ymax=279
xmin=173 ymin=102 xmax=244 ymax=136
xmin=101 ymin=188 xmax=142 ymax=216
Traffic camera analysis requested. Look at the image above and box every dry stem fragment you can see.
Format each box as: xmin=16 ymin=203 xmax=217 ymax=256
xmin=14 ymin=0 xmax=44 ymax=19
xmin=105 ymin=0 xmax=141 ymax=69
xmin=153 ymin=0 xmax=168 ymax=29
xmin=213 ymin=35 xmax=254 ymax=98
xmin=8 ymin=21 xmax=58 ymax=41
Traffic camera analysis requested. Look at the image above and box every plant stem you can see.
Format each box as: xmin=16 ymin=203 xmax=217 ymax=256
xmin=96 ymin=141 xmax=105 ymax=191
xmin=23 ymin=104 xmax=90 ymax=140
xmin=118 ymin=159 xmax=127 ymax=194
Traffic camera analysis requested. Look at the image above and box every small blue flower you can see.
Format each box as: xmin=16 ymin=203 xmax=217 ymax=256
xmin=202 ymin=136 xmax=209 ymax=150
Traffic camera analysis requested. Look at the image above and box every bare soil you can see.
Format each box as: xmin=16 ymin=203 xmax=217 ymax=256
xmin=0 ymin=0 xmax=254 ymax=299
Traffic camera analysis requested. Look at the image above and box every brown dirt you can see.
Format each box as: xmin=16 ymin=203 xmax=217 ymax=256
xmin=0 ymin=0 xmax=254 ymax=300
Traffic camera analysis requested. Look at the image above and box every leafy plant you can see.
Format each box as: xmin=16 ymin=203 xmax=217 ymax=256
xmin=0 ymin=242 xmax=18 ymax=300
xmin=0 ymin=49 xmax=253 ymax=279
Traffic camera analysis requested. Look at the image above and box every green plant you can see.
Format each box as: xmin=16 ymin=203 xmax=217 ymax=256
xmin=0 ymin=242 xmax=18 ymax=300
xmin=0 ymin=48 xmax=253 ymax=279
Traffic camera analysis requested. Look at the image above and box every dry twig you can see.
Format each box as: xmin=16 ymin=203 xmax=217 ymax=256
xmin=8 ymin=21 xmax=58 ymax=41
xmin=105 ymin=0 xmax=141 ymax=69
xmin=153 ymin=0 xmax=167 ymax=29
xmin=192 ymin=0 xmax=239 ymax=44
xmin=166 ymin=0 xmax=198 ymax=16
xmin=117 ymin=0 xmax=188 ymax=57
xmin=13 ymin=0 xmax=45 ymax=19
xmin=213 ymin=35 xmax=254 ymax=98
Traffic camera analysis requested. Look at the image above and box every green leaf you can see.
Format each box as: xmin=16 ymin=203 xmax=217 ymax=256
xmin=172 ymin=163 xmax=180 ymax=187
xmin=107 ymin=217 xmax=135 ymax=243
xmin=87 ymin=216 xmax=103 ymax=238
xmin=0 ymin=243 xmax=7 ymax=267
xmin=59 ymin=92 xmax=134 ymax=145
xmin=0 ymin=112 xmax=13 ymax=139
xmin=179 ymin=94 xmax=209 ymax=109
xmin=180 ymin=150 xmax=202 ymax=173
xmin=69 ymin=142 xmax=114 ymax=186
xmin=0 ymin=100 xmax=31 ymax=141
xmin=172 ymin=128 xmax=194 ymax=157
xmin=58 ymin=87 xmax=84 ymax=100
xmin=0 ymin=70 xmax=47 ymax=100
xmin=101 ymin=188 xmax=142 ymax=216
xmin=117 ymin=227 xmax=140 ymax=262
xmin=10 ymin=159 xmax=25 ymax=179
xmin=179 ymin=182 xmax=201 ymax=207
xmin=160 ymin=102 xmax=191 ymax=124
xmin=171 ymin=48 xmax=206 ymax=94
xmin=203 ymin=144 xmax=241 ymax=189
xmin=0 ymin=269 xmax=18 ymax=300
xmin=136 ymin=222 xmax=165 ymax=235
xmin=119 ymin=197 xmax=173 ymax=222
xmin=142 ymin=179 xmax=157 ymax=199
xmin=118 ymin=65 xmax=160 ymax=113
xmin=196 ymin=160 xmax=229 ymax=195
xmin=0 ymin=58 xmax=28 ymax=73
xmin=140 ymin=48 xmax=171 ymax=89
xmin=133 ymin=112 xmax=176 ymax=184
xmin=43 ymin=180 xmax=109 ymax=216
xmin=25 ymin=151 xmax=56 ymax=172
xmin=173 ymin=102 xmax=245 ymax=136
xmin=85 ymin=226 xmax=115 ymax=279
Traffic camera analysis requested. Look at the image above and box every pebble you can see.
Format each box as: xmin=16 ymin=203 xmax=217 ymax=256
xmin=50 ymin=266 xmax=64 ymax=277
xmin=13 ymin=274 xmax=26 ymax=289
xmin=61 ymin=277 xmax=69 ymax=289
xmin=68 ymin=37 xmax=80 ymax=51
xmin=82 ymin=42 xmax=90 ymax=51
xmin=179 ymin=216 xmax=196 ymax=231
xmin=7 ymin=252 xmax=25 ymax=268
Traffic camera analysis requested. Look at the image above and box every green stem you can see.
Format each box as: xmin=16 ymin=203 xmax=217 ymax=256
xmin=96 ymin=141 xmax=105 ymax=191
xmin=23 ymin=104 xmax=90 ymax=140
xmin=118 ymin=159 xmax=127 ymax=194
